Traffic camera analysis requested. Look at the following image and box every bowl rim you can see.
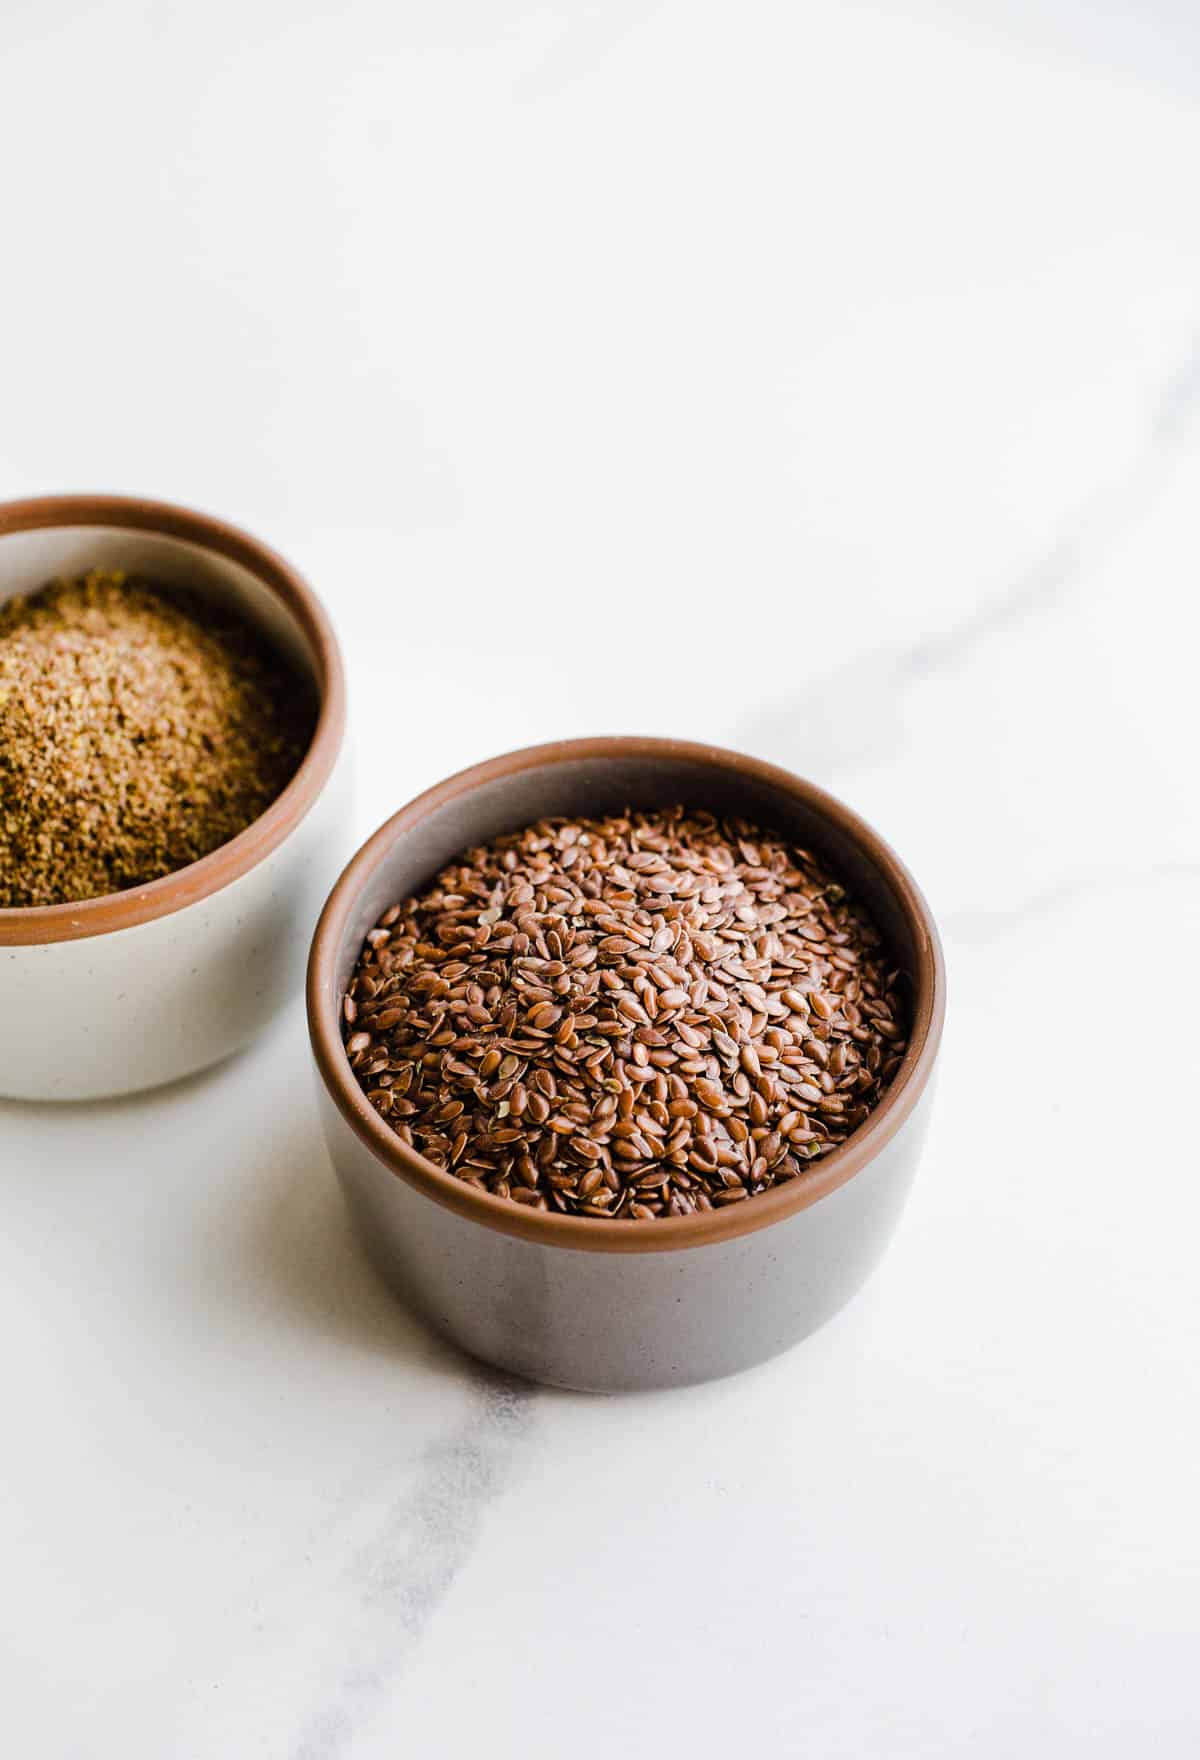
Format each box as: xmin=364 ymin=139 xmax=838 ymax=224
xmin=308 ymin=737 xmax=945 ymax=1255
xmin=0 ymin=493 xmax=346 ymax=946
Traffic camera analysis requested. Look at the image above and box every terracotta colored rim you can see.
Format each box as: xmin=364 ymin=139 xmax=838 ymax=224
xmin=0 ymin=494 xmax=346 ymax=947
xmin=308 ymin=738 xmax=946 ymax=1255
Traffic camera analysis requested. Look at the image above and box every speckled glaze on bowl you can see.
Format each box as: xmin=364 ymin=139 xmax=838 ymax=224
xmin=308 ymin=739 xmax=944 ymax=1392
xmin=0 ymin=494 xmax=349 ymax=1101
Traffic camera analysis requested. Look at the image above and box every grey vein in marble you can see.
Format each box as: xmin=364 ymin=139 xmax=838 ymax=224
xmin=292 ymin=1370 xmax=536 ymax=1760
xmin=901 ymin=329 xmax=1200 ymax=679
xmin=742 ymin=331 xmax=1200 ymax=778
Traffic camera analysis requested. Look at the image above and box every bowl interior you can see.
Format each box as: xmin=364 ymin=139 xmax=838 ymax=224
xmin=0 ymin=523 xmax=317 ymax=689
xmin=328 ymin=750 xmax=924 ymax=1017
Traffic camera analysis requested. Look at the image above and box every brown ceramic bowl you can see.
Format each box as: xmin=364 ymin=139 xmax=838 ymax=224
xmin=0 ymin=494 xmax=350 ymax=1100
xmin=308 ymin=737 xmax=945 ymax=1391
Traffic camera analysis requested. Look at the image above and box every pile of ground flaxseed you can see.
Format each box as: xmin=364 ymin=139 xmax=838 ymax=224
xmin=0 ymin=570 xmax=314 ymax=908
xmin=342 ymin=809 xmax=909 ymax=1221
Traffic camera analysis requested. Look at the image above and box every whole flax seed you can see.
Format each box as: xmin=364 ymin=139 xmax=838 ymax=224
xmin=0 ymin=569 xmax=315 ymax=908
xmin=342 ymin=808 xmax=910 ymax=1222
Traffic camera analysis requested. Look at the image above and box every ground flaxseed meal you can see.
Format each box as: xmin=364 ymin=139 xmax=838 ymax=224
xmin=0 ymin=569 xmax=315 ymax=908
xmin=342 ymin=808 xmax=910 ymax=1221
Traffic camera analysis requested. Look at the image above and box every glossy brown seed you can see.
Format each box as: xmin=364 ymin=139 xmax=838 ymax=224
xmin=694 ymin=1078 xmax=726 ymax=1110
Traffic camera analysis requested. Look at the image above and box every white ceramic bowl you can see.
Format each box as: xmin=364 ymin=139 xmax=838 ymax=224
xmin=0 ymin=494 xmax=349 ymax=1101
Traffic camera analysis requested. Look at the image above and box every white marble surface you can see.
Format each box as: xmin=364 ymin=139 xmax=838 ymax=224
xmin=2 ymin=2 xmax=1199 ymax=1753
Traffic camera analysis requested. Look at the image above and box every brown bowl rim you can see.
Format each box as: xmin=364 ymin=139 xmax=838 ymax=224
xmin=0 ymin=493 xmax=346 ymax=947
xmin=308 ymin=737 xmax=945 ymax=1255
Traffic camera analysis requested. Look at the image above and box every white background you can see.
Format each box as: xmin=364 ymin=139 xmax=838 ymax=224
xmin=2 ymin=2 xmax=1199 ymax=1754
